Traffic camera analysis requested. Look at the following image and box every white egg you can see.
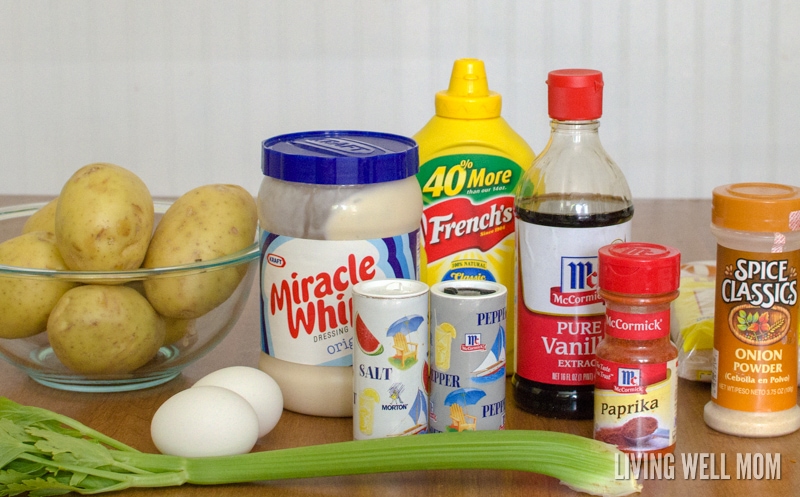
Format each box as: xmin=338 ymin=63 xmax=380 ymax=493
xmin=151 ymin=385 xmax=259 ymax=457
xmin=193 ymin=366 xmax=284 ymax=437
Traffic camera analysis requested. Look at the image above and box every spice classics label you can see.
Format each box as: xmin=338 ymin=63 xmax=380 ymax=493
xmin=594 ymin=358 xmax=678 ymax=453
xmin=712 ymin=248 xmax=798 ymax=412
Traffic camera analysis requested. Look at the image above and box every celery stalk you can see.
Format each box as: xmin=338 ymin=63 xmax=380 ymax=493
xmin=0 ymin=397 xmax=641 ymax=496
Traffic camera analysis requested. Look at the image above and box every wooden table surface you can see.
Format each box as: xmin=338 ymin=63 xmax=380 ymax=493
xmin=1 ymin=196 xmax=797 ymax=497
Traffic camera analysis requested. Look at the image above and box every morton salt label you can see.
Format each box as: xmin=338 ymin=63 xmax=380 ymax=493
xmin=428 ymin=280 xmax=508 ymax=432
xmin=418 ymin=155 xmax=525 ymax=373
xmin=352 ymin=279 xmax=429 ymax=440
xmin=260 ymin=232 xmax=418 ymax=367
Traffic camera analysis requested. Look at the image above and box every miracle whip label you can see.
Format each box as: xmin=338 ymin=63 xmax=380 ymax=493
xmin=516 ymin=222 xmax=630 ymax=385
xmin=259 ymin=231 xmax=418 ymax=367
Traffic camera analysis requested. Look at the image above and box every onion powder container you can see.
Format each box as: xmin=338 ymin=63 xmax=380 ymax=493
xmin=704 ymin=183 xmax=800 ymax=436
xmin=258 ymin=131 xmax=422 ymax=417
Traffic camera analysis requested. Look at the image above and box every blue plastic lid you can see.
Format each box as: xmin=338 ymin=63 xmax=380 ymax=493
xmin=261 ymin=130 xmax=419 ymax=185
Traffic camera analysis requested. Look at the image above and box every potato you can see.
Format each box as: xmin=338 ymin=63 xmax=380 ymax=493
xmin=47 ymin=285 xmax=166 ymax=374
xmin=124 ymin=281 xmax=196 ymax=346
xmin=22 ymin=197 xmax=58 ymax=234
xmin=163 ymin=316 xmax=197 ymax=346
xmin=0 ymin=231 xmax=78 ymax=339
xmin=56 ymin=163 xmax=154 ymax=270
xmin=143 ymin=184 xmax=257 ymax=319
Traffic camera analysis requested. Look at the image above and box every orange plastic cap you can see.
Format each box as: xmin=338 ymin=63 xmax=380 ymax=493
xmin=435 ymin=58 xmax=502 ymax=119
xmin=712 ymin=182 xmax=800 ymax=233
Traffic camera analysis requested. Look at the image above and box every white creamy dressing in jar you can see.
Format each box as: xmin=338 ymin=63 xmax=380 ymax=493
xmin=259 ymin=180 xmax=420 ymax=240
xmin=258 ymin=131 xmax=422 ymax=417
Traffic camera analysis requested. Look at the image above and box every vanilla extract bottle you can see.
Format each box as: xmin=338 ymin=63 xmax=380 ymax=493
xmin=513 ymin=69 xmax=634 ymax=419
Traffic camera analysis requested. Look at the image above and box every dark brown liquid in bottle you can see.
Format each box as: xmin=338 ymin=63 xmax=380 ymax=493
xmin=513 ymin=194 xmax=633 ymax=419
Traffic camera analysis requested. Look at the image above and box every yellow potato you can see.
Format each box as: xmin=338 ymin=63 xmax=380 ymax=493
xmin=56 ymin=163 xmax=154 ymax=271
xmin=124 ymin=281 xmax=195 ymax=346
xmin=143 ymin=184 xmax=257 ymax=319
xmin=0 ymin=231 xmax=78 ymax=338
xmin=163 ymin=316 xmax=197 ymax=346
xmin=47 ymin=285 xmax=166 ymax=374
xmin=22 ymin=197 xmax=58 ymax=234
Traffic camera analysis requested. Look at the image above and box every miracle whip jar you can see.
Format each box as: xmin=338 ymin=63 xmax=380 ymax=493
xmin=704 ymin=183 xmax=800 ymax=437
xmin=258 ymin=131 xmax=422 ymax=417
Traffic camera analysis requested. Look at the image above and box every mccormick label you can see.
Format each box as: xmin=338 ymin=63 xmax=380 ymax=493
xmin=711 ymin=248 xmax=799 ymax=412
xmin=428 ymin=281 xmax=508 ymax=433
xmin=594 ymin=357 xmax=678 ymax=453
xmin=259 ymin=231 xmax=418 ymax=367
xmin=605 ymin=308 xmax=671 ymax=341
xmin=516 ymin=223 xmax=630 ymax=385
xmin=418 ymin=154 xmax=525 ymax=373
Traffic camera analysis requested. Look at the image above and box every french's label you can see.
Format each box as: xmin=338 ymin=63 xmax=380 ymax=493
xmin=422 ymin=197 xmax=513 ymax=263
xmin=419 ymin=155 xmax=522 ymax=264
xmin=418 ymin=153 xmax=525 ymax=374
xmin=259 ymin=231 xmax=418 ymax=367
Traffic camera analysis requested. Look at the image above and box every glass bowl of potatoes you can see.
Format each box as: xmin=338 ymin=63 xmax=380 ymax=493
xmin=0 ymin=199 xmax=259 ymax=392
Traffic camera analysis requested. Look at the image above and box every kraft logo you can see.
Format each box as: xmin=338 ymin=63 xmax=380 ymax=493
xmin=267 ymin=253 xmax=286 ymax=268
xmin=296 ymin=137 xmax=390 ymax=155
xmin=560 ymin=257 xmax=598 ymax=292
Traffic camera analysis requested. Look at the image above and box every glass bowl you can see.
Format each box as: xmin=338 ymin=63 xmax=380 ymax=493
xmin=0 ymin=201 xmax=259 ymax=392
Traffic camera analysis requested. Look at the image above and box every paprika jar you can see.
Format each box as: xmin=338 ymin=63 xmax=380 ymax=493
xmin=594 ymin=242 xmax=680 ymax=456
xmin=258 ymin=131 xmax=422 ymax=417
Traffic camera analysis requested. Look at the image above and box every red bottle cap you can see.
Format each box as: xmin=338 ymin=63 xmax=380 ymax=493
xmin=598 ymin=242 xmax=681 ymax=295
xmin=547 ymin=69 xmax=604 ymax=121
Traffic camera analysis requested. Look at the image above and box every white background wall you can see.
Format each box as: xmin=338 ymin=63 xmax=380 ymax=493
xmin=1 ymin=0 xmax=798 ymax=199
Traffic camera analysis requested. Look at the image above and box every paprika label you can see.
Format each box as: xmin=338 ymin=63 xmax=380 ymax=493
xmin=594 ymin=358 xmax=678 ymax=453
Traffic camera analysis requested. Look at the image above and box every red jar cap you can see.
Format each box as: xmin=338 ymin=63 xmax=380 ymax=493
xmin=598 ymin=242 xmax=681 ymax=295
xmin=547 ymin=69 xmax=603 ymax=121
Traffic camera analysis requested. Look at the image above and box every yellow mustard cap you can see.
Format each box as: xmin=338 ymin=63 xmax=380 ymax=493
xmin=712 ymin=182 xmax=800 ymax=233
xmin=435 ymin=58 xmax=502 ymax=119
